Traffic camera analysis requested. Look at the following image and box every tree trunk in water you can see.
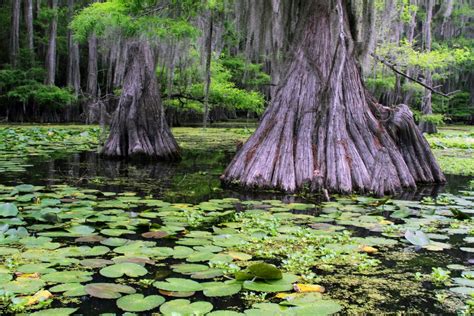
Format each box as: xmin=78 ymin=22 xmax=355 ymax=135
xmin=24 ymin=0 xmax=35 ymax=65
xmin=221 ymin=1 xmax=445 ymax=196
xmin=419 ymin=0 xmax=437 ymax=134
xmin=101 ymin=41 xmax=180 ymax=160
xmin=45 ymin=0 xmax=58 ymax=85
xmin=67 ymin=0 xmax=81 ymax=96
xmin=10 ymin=0 xmax=20 ymax=67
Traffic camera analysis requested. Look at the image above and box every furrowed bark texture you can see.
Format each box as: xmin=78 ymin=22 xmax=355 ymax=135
xmin=221 ymin=1 xmax=445 ymax=196
xmin=101 ymin=41 xmax=180 ymax=160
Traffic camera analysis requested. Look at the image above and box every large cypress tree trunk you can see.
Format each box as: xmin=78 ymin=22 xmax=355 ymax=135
xmin=221 ymin=1 xmax=445 ymax=196
xmin=101 ymin=41 xmax=180 ymax=160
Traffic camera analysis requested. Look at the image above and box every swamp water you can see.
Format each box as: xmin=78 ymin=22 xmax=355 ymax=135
xmin=0 ymin=126 xmax=473 ymax=315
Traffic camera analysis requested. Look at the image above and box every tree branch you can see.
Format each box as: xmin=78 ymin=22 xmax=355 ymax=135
xmin=370 ymin=53 xmax=453 ymax=98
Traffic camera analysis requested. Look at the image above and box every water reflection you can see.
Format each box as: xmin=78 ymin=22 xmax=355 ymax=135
xmin=1 ymin=150 xmax=472 ymax=204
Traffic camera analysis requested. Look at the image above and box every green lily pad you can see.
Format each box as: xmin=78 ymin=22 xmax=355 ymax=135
xmin=173 ymin=246 xmax=194 ymax=259
xmin=85 ymin=283 xmax=136 ymax=299
xmin=30 ymin=308 xmax=79 ymax=316
xmin=453 ymin=278 xmax=474 ymax=287
xmin=17 ymin=263 xmax=56 ymax=274
xmin=243 ymin=273 xmax=298 ymax=292
xmin=2 ymin=278 xmax=45 ymax=294
xmin=0 ymin=247 xmax=20 ymax=256
xmin=99 ymin=263 xmax=148 ymax=278
xmin=42 ymin=271 xmax=93 ymax=283
xmin=248 ymin=263 xmax=282 ymax=280
xmin=116 ymin=294 xmax=165 ymax=312
xmin=160 ymin=299 xmax=213 ymax=316
xmin=154 ymin=278 xmax=203 ymax=292
xmin=202 ymin=281 xmax=242 ymax=297
xmin=405 ymin=230 xmax=430 ymax=247
xmin=208 ymin=312 xmax=245 ymax=316
xmin=172 ymin=263 xmax=209 ymax=274
xmin=49 ymin=283 xmax=87 ymax=296
xmin=191 ymin=268 xmax=225 ymax=280
xmin=67 ymin=225 xmax=95 ymax=235
xmin=450 ymin=287 xmax=474 ymax=295
xmin=0 ymin=203 xmax=18 ymax=217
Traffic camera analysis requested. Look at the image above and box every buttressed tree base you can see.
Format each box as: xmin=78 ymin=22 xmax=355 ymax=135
xmin=221 ymin=1 xmax=445 ymax=196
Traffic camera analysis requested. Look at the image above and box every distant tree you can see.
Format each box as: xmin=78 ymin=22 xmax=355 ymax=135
xmin=71 ymin=0 xmax=201 ymax=159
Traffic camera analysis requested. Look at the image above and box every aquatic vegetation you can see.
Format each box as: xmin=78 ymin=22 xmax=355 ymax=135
xmin=0 ymin=126 xmax=100 ymax=174
xmin=0 ymin=182 xmax=469 ymax=314
xmin=426 ymin=126 xmax=474 ymax=176
xmin=0 ymin=124 xmax=472 ymax=314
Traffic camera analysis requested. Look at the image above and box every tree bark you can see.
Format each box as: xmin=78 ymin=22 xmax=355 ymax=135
xmin=45 ymin=0 xmax=58 ymax=85
xmin=101 ymin=41 xmax=180 ymax=160
xmin=67 ymin=0 xmax=81 ymax=96
xmin=202 ymin=10 xmax=213 ymax=128
xmin=85 ymin=33 xmax=99 ymax=123
xmin=221 ymin=1 xmax=445 ymax=196
xmin=419 ymin=0 xmax=437 ymax=134
xmin=24 ymin=0 xmax=35 ymax=65
xmin=10 ymin=0 xmax=20 ymax=67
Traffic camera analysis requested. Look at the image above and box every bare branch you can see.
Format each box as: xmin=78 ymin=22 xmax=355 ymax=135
xmin=370 ymin=53 xmax=454 ymax=98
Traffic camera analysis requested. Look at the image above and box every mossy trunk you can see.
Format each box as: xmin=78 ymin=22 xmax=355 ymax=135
xmin=221 ymin=1 xmax=445 ymax=196
xmin=101 ymin=41 xmax=180 ymax=160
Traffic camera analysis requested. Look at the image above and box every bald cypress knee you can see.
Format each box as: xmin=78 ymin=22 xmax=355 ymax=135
xmin=221 ymin=1 xmax=445 ymax=196
xmin=101 ymin=41 xmax=180 ymax=160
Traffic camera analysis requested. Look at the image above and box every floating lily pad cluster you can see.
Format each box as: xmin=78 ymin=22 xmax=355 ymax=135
xmin=0 ymin=182 xmax=472 ymax=314
xmin=0 ymin=126 xmax=100 ymax=174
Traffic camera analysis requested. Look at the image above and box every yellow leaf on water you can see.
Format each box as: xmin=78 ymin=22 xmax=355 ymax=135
xmin=26 ymin=290 xmax=53 ymax=306
xmin=359 ymin=245 xmax=378 ymax=254
xmin=275 ymin=292 xmax=293 ymax=299
xmin=379 ymin=220 xmax=394 ymax=225
xmin=294 ymin=283 xmax=325 ymax=293
xmin=16 ymin=272 xmax=41 ymax=280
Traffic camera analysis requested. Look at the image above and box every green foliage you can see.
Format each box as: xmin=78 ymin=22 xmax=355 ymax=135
xmin=0 ymin=69 xmax=75 ymax=110
xmin=366 ymin=76 xmax=396 ymax=92
xmin=446 ymin=92 xmax=473 ymax=121
xmin=165 ymin=55 xmax=266 ymax=114
xmin=71 ymin=0 xmax=200 ymax=42
xmin=220 ymin=54 xmax=271 ymax=88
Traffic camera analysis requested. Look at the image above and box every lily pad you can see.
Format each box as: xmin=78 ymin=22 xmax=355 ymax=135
xmin=42 ymin=271 xmax=93 ymax=284
xmin=49 ymin=283 xmax=87 ymax=296
xmin=248 ymin=263 xmax=282 ymax=280
xmin=116 ymin=294 xmax=165 ymax=312
xmin=405 ymin=230 xmax=430 ymax=247
xmin=30 ymin=308 xmax=79 ymax=316
xmin=203 ymin=281 xmax=242 ymax=297
xmin=154 ymin=278 xmax=203 ymax=292
xmin=0 ymin=203 xmax=18 ymax=217
xmin=2 ymin=279 xmax=45 ymax=294
xmin=85 ymin=283 xmax=136 ymax=299
xmin=99 ymin=263 xmax=148 ymax=278
xmin=243 ymin=274 xmax=298 ymax=293
xmin=160 ymin=299 xmax=213 ymax=316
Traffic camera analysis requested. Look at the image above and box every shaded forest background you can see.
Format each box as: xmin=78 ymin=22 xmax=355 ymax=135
xmin=0 ymin=0 xmax=472 ymax=127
